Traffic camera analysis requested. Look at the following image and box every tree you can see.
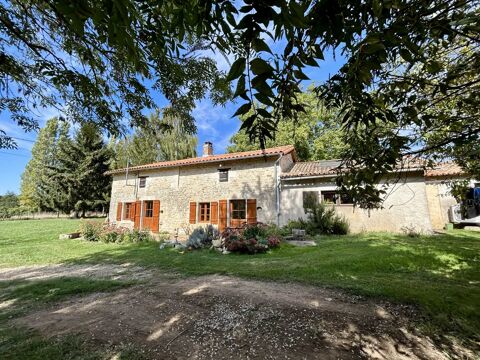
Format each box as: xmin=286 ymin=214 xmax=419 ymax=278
xmin=3 ymin=0 xmax=479 ymax=207
xmin=112 ymin=109 xmax=198 ymax=168
xmin=0 ymin=0 xmax=231 ymax=148
xmin=48 ymin=122 xmax=112 ymax=217
xmin=228 ymin=88 xmax=346 ymax=161
xmin=0 ymin=192 xmax=19 ymax=219
xmin=37 ymin=120 xmax=74 ymax=213
xmin=19 ymin=117 xmax=61 ymax=210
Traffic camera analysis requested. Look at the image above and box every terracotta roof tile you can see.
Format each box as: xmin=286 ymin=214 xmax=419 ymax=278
xmin=425 ymin=162 xmax=465 ymax=177
xmin=281 ymin=160 xmax=341 ymax=178
xmin=106 ymin=145 xmax=296 ymax=175
xmin=282 ymin=159 xmax=465 ymax=179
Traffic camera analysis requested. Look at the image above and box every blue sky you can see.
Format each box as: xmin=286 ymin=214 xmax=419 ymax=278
xmin=0 ymin=49 xmax=344 ymax=194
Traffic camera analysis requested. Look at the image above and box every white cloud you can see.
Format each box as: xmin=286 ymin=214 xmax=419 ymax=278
xmin=192 ymin=99 xmax=240 ymax=154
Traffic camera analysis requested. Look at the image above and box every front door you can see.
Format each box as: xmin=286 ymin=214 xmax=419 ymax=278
xmin=141 ymin=200 xmax=160 ymax=232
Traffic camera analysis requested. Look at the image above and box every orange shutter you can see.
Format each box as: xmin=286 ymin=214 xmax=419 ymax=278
xmin=116 ymin=202 xmax=123 ymax=221
xmin=210 ymin=201 xmax=218 ymax=224
xmin=247 ymin=199 xmax=257 ymax=224
xmin=134 ymin=201 xmax=142 ymax=229
xmin=219 ymin=200 xmax=227 ymax=232
xmin=129 ymin=203 xmax=135 ymax=220
xmin=189 ymin=202 xmax=197 ymax=224
xmin=152 ymin=200 xmax=160 ymax=233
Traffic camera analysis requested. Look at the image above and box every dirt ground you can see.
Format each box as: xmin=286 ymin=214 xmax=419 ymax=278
xmin=1 ymin=264 xmax=474 ymax=359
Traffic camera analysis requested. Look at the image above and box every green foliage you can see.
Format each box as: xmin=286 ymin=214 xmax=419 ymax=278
xmin=186 ymin=225 xmax=219 ymax=249
xmin=286 ymin=202 xmax=349 ymax=236
xmin=228 ymin=88 xmax=346 ymax=161
xmin=21 ymin=120 xmax=112 ymax=215
xmin=112 ymin=108 xmax=198 ymax=168
xmin=0 ymin=191 xmax=19 ymax=219
xmin=2 ymin=0 xmax=478 ymax=210
xmin=0 ymin=0 xmax=230 ymax=149
xmin=222 ymin=223 xmax=282 ymax=254
xmin=20 ymin=118 xmax=63 ymax=210
xmin=79 ymin=221 xmax=154 ymax=244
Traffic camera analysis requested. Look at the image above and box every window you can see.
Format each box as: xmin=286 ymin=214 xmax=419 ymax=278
xmin=230 ymin=199 xmax=246 ymax=219
xmin=303 ymin=191 xmax=318 ymax=210
xmin=218 ymin=169 xmax=229 ymax=182
xmin=320 ymin=191 xmax=353 ymax=205
xmin=144 ymin=201 xmax=153 ymax=217
xmin=339 ymin=193 xmax=354 ymax=204
xmin=199 ymin=202 xmax=210 ymax=222
xmin=124 ymin=202 xmax=132 ymax=220
xmin=139 ymin=177 xmax=147 ymax=188
xmin=321 ymin=191 xmax=337 ymax=204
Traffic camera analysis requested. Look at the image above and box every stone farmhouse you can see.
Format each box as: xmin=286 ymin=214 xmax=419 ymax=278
xmin=106 ymin=142 xmax=468 ymax=235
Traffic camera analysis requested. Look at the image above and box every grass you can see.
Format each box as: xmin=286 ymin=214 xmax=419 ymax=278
xmin=0 ymin=218 xmax=479 ymax=344
xmin=0 ymin=276 xmax=137 ymax=359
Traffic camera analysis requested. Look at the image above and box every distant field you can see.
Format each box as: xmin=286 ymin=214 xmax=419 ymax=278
xmin=0 ymin=218 xmax=479 ymax=342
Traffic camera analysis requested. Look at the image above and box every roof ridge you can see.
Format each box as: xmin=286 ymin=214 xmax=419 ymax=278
xmin=106 ymin=144 xmax=296 ymax=175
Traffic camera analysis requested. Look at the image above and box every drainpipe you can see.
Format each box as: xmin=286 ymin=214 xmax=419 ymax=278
xmin=274 ymin=154 xmax=282 ymax=226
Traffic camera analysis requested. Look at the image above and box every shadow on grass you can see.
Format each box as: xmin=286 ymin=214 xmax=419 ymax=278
xmin=58 ymin=230 xmax=480 ymax=345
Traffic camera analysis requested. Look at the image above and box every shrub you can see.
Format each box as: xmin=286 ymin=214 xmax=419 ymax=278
xmin=264 ymin=223 xmax=289 ymax=237
xmin=401 ymin=225 xmax=421 ymax=238
xmin=267 ymin=235 xmax=281 ymax=248
xmin=186 ymin=224 xmax=219 ymax=249
xmin=80 ymin=221 xmax=103 ymax=242
xmin=122 ymin=229 xmax=154 ymax=243
xmin=330 ymin=215 xmax=349 ymax=235
xmin=284 ymin=219 xmax=309 ymax=233
xmin=79 ymin=221 xmax=154 ymax=243
xmin=283 ymin=202 xmax=350 ymax=236
xmin=222 ymin=223 xmax=282 ymax=254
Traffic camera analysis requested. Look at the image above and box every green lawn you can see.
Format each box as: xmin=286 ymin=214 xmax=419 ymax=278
xmin=0 ymin=218 xmax=479 ymax=343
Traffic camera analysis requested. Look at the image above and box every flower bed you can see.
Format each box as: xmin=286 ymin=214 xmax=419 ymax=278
xmin=80 ymin=221 xmax=154 ymax=243
xmin=221 ymin=223 xmax=282 ymax=254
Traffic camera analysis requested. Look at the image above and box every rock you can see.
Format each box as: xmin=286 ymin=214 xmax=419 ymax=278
xmin=212 ymin=239 xmax=223 ymax=248
xmin=59 ymin=232 xmax=81 ymax=240
xmin=285 ymin=240 xmax=317 ymax=247
xmin=292 ymin=229 xmax=306 ymax=236
xmin=464 ymin=226 xmax=480 ymax=232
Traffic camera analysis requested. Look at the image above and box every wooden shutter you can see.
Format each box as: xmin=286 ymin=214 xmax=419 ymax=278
xmin=189 ymin=202 xmax=197 ymax=224
xmin=134 ymin=201 xmax=142 ymax=229
xmin=129 ymin=203 xmax=135 ymax=220
xmin=152 ymin=200 xmax=160 ymax=233
xmin=219 ymin=200 xmax=227 ymax=232
xmin=116 ymin=202 xmax=123 ymax=221
xmin=247 ymin=199 xmax=257 ymax=224
xmin=210 ymin=201 xmax=218 ymax=224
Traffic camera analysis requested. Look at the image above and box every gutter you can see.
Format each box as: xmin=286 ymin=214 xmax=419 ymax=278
xmin=274 ymin=154 xmax=282 ymax=226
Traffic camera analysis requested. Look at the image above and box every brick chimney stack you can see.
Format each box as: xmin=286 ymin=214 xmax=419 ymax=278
xmin=202 ymin=141 xmax=213 ymax=157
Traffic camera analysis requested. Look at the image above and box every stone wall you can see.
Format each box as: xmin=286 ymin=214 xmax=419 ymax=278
xmin=108 ymin=155 xmax=286 ymax=235
xmin=280 ymin=174 xmax=433 ymax=233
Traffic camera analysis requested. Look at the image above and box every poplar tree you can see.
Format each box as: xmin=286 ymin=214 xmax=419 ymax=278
xmin=19 ymin=118 xmax=60 ymax=210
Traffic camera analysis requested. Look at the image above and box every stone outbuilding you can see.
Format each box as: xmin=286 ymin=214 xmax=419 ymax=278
xmin=106 ymin=143 xmax=470 ymax=235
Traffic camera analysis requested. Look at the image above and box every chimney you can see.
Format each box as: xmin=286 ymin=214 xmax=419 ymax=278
xmin=202 ymin=141 xmax=213 ymax=157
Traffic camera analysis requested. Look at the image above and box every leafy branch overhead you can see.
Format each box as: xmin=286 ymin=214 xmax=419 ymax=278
xmin=1 ymin=0 xmax=479 ymax=208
